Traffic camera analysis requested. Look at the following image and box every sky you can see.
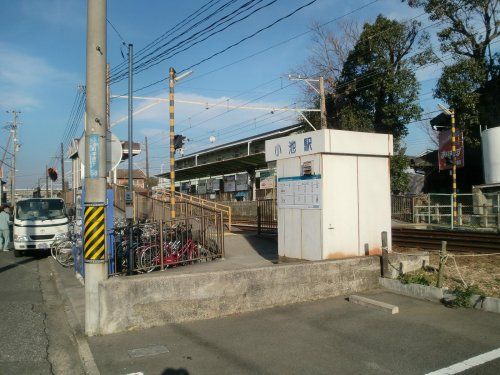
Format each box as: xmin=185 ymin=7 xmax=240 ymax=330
xmin=0 ymin=0 xmax=451 ymax=188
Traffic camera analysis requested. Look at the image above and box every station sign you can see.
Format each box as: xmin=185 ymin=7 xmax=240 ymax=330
xmin=265 ymin=130 xmax=327 ymax=161
xmin=223 ymin=175 xmax=236 ymax=192
xmin=236 ymin=173 xmax=249 ymax=191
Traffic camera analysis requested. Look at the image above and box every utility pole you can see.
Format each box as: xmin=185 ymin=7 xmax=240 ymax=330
xmin=60 ymin=142 xmax=65 ymax=199
xmin=126 ymin=43 xmax=134 ymax=275
xmin=106 ymin=64 xmax=111 ymax=183
xmin=169 ymin=67 xmax=176 ymax=219
xmin=288 ymin=75 xmax=327 ymax=129
xmin=84 ymin=0 xmax=108 ymax=336
xmin=7 ymin=110 xmax=20 ymax=205
xmin=319 ymin=76 xmax=327 ymax=129
xmin=145 ymin=136 xmax=150 ymax=193
xmin=45 ymin=165 xmax=49 ymax=198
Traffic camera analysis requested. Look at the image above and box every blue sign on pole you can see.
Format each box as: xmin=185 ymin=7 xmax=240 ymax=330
xmin=88 ymin=134 xmax=100 ymax=178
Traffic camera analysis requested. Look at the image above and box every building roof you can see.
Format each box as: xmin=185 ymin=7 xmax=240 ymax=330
xmin=156 ymin=124 xmax=304 ymax=181
xmin=116 ymin=169 xmax=146 ymax=179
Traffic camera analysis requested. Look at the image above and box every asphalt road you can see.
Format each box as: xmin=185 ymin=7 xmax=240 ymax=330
xmin=0 ymin=251 xmax=84 ymax=375
xmin=88 ymin=290 xmax=500 ymax=375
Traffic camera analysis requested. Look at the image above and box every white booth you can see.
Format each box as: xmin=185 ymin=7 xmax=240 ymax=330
xmin=265 ymin=129 xmax=393 ymax=260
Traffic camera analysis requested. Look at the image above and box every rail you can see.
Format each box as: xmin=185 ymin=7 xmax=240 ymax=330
xmin=392 ymin=227 xmax=500 ymax=253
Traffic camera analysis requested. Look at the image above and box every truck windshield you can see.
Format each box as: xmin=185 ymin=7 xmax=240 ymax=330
xmin=16 ymin=199 xmax=66 ymax=221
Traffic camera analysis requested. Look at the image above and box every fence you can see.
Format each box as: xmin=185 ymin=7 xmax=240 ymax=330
xmin=221 ymin=201 xmax=258 ymax=222
xmin=392 ymin=195 xmax=414 ymax=222
xmin=110 ymin=212 xmax=224 ymax=275
xmin=257 ymin=199 xmax=277 ymax=234
xmin=403 ymin=193 xmax=500 ymax=230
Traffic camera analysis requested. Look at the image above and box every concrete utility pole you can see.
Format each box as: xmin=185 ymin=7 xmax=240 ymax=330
xmin=60 ymin=142 xmax=65 ymax=199
xmin=145 ymin=136 xmax=150 ymax=192
xmin=7 ymin=110 xmax=20 ymax=205
xmin=84 ymin=0 xmax=108 ymax=336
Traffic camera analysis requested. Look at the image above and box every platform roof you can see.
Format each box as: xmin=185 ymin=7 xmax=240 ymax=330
xmin=156 ymin=124 xmax=303 ymax=181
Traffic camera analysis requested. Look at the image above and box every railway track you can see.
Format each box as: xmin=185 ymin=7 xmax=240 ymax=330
xmin=392 ymin=227 xmax=500 ymax=253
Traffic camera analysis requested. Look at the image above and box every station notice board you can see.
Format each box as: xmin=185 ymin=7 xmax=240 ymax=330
xmin=277 ymin=175 xmax=321 ymax=209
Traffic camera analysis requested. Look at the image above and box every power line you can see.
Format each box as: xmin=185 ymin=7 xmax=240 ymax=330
xmin=110 ymin=0 xmax=273 ymax=83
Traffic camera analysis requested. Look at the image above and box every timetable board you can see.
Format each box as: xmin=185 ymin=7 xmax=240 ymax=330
xmin=277 ymin=175 xmax=321 ymax=209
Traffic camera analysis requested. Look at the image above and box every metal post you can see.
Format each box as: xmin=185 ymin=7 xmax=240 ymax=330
xmin=84 ymin=0 xmax=108 ymax=336
xmin=458 ymin=203 xmax=462 ymax=226
xmin=169 ymin=67 xmax=176 ymax=219
xmin=45 ymin=165 xmax=49 ymax=198
xmin=159 ymin=219 xmax=164 ymax=271
xmin=319 ymin=76 xmax=327 ymax=129
xmin=8 ymin=110 xmax=20 ymax=205
xmin=497 ymin=194 xmax=500 ymax=231
xmin=126 ymin=43 xmax=134 ymax=276
xmin=145 ymin=136 xmax=150 ymax=194
xmin=61 ymin=142 xmax=65 ymax=200
xmin=451 ymin=110 xmax=457 ymax=227
xmin=427 ymin=195 xmax=431 ymax=224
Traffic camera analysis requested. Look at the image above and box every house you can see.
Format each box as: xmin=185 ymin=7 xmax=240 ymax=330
xmin=116 ymin=169 xmax=147 ymax=190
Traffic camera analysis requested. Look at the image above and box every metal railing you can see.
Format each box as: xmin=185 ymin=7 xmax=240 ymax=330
xmin=153 ymin=188 xmax=232 ymax=230
xmin=109 ymin=213 xmax=224 ymax=275
xmin=394 ymin=193 xmax=500 ymax=230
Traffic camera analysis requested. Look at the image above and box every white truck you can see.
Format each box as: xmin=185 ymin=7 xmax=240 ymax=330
xmin=13 ymin=198 xmax=69 ymax=257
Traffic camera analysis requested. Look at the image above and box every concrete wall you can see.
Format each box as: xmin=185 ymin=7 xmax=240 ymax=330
xmin=98 ymin=257 xmax=381 ymax=335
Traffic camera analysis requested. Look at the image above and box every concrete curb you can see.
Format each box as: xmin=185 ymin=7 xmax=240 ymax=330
xmin=48 ymin=258 xmax=100 ymax=375
xmin=379 ymin=277 xmax=500 ymax=314
xmin=379 ymin=277 xmax=443 ymax=302
xmin=349 ymin=295 xmax=399 ymax=314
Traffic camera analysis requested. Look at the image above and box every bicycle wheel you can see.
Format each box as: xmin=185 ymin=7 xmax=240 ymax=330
xmin=139 ymin=245 xmax=160 ymax=273
xmin=56 ymin=241 xmax=74 ymax=267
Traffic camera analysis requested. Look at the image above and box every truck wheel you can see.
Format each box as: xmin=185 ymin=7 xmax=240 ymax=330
xmin=14 ymin=250 xmax=23 ymax=258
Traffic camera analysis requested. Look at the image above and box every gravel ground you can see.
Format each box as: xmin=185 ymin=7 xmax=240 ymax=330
xmin=394 ymin=246 xmax=500 ymax=297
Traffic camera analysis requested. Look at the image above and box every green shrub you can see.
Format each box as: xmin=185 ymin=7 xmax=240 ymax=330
xmin=398 ymin=273 xmax=431 ymax=286
xmin=447 ymin=285 xmax=485 ymax=308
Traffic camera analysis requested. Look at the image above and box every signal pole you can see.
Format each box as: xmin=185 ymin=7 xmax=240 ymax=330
xmin=288 ymin=75 xmax=327 ymax=129
xmin=126 ymin=43 xmax=134 ymax=275
xmin=84 ymin=0 xmax=108 ymax=336
xmin=450 ymin=109 xmax=457 ymax=227
xmin=169 ymin=67 xmax=176 ymax=219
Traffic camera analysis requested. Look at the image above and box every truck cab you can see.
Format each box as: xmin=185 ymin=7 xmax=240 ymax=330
xmin=13 ymin=198 xmax=69 ymax=256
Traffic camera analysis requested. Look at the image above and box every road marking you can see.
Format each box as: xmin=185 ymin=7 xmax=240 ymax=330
xmin=426 ymin=348 xmax=500 ymax=375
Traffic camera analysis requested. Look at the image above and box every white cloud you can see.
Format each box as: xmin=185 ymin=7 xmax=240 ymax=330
xmin=0 ymin=43 xmax=76 ymax=109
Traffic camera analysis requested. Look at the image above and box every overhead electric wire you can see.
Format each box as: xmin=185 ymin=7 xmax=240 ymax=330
xmin=110 ymin=0 xmax=272 ymax=83
xmin=110 ymin=0 xmax=241 ymax=79
xmin=111 ymin=0 xmax=223 ymax=73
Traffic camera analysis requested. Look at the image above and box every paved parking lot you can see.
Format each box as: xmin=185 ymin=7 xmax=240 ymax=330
xmin=88 ymin=290 xmax=500 ymax=375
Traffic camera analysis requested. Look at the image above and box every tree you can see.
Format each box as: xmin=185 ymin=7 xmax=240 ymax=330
xmin=337 ymin=15 xmax=432 ymax=138
xmin=405 ymin=0 xmax=500 ymax=145
xmin=337 ymin=16 xmax=432 ymax=192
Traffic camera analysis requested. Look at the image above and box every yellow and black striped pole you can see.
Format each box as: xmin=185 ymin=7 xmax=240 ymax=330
xmin=169 ymin=67 xmax=176 ymax=219
xmin=84 ymin=205 xmax=106 ymax=262
xmin=450 ymin=110 xmax=457 ymax=227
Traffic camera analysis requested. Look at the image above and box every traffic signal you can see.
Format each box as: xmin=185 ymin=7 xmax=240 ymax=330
xmin=174 ymin=134 xmax=186 ymax=150
xmin=48 ymin=167 xmax=58 ymax=181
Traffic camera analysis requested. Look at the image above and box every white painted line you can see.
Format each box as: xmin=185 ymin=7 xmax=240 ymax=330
xmin=425 ymin=348 xmax=500 ymax=375
xmin=128 ymin=344 xmax=169 ymax=358
xmin=349 ymin=295 xmax=399 ymax=314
